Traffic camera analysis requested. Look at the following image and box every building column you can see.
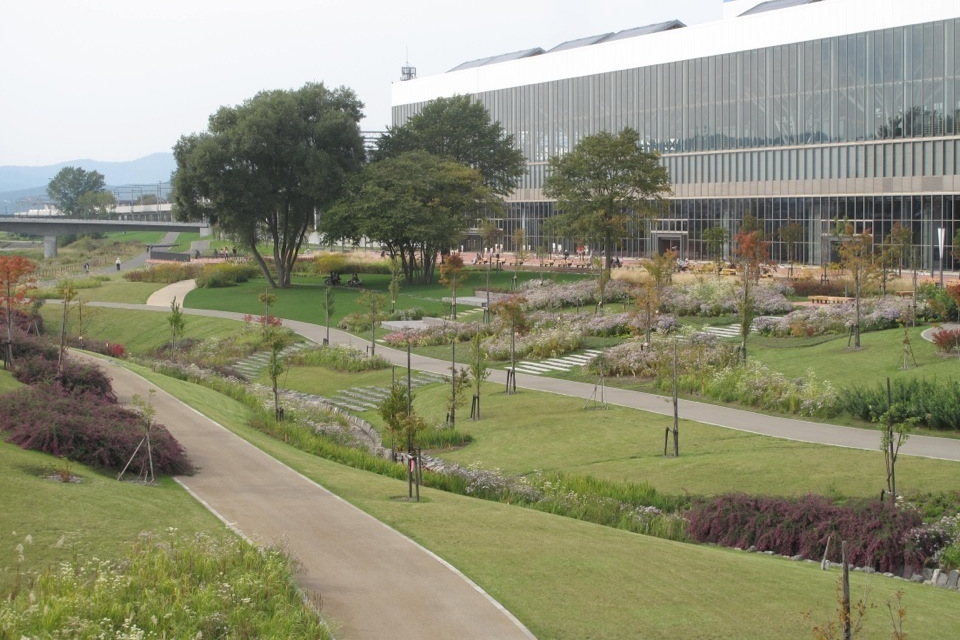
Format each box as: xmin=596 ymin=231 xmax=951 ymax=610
xmin=43 ymin=235 xmax=58 ymax=259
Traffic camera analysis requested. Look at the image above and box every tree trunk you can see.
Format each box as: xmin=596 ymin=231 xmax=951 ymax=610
xmin=249 ymin=243 xmax=278 ymax=288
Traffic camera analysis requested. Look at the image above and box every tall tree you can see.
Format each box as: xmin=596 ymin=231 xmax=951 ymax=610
xmin=543 ymin=128 xmax=671 ymax=277
xmin=374 ymin=95 xmax=525 ymax=196
xmin=47 ymin=167 xmax=111 ymax=218
xmin=322 ymin=151 xmax=499 ymax=285
xmin=172 ymin=82 xmax=365 ymax=288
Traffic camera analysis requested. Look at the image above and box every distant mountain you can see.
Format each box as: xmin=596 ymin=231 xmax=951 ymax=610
xmin=0 ymin=153 xmax=177 ymax=213
xmin=0 ymin=153 xmax=176 ymax=193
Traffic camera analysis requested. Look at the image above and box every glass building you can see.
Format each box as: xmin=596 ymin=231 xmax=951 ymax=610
xmin=391 ymin=0 xmax=960 ymax=270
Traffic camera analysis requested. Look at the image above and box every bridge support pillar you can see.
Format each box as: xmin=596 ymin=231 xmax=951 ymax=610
xmin=43 ymin=236 xmax=58 ymax=259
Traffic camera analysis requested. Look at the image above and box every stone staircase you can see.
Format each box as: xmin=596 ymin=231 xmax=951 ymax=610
xmin=233 ymin=341 xmax=314 ymax=379
xmin=505 ymin=349 xmax=603 ymax=376
xmin=326 ymin=371 xmax=448 ymax=413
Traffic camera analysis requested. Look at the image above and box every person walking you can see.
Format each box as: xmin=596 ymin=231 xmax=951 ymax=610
xmin=115 ymin=257 xmax=121 ymax=271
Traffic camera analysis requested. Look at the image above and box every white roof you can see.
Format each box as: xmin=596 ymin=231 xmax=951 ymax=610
xmin=392 ymin=0 xmax=959 ymax=108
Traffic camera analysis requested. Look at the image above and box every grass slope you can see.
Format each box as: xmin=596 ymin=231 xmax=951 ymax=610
xmin=123 ymin=362 xmax=960 ymax=639
xmin=0 ymin=442 xmax=229 ymax=595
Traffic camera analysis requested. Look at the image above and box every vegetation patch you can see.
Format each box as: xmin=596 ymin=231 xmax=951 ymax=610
xmin=0 ymin=530 xmax=331 ymax=639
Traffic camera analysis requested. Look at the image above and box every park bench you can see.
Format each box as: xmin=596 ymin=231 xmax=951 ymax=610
xmin=808 ymin=295 xmax=854 ymax=305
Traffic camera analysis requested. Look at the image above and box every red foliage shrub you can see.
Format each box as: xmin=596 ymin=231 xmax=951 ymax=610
xmin=0 ymin=308 xmax=42 ymax=335
xmin=785 ymin=279 xmax=848 ymax=298
xmin=932 ymin=328 xmax=960 ymax=354
xmin=12 ymin=355 xmax=117 ymax=401
xmin=10 ymin=331 xmax=58 ymax=361
xmin=108 ymin=343 xmax=126 ymax=358
xmin=0 ymin=384 xmax=193 ymax=475
xmin=685 ymin=493 xmax=924 ymax=573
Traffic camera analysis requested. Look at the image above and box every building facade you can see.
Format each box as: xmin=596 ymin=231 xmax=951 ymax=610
xmin=391 ymin=0 xmax=960 ymax=269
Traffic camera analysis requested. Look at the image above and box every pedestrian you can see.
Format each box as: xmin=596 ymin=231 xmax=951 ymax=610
xmin=115 ymin=257 xmax=121 ymax=271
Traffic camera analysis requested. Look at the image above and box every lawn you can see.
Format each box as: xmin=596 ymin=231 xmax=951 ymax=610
xmin=0 ymin=441 xmax=230 ymax=595
xmin=182 ymin=269 xmax=597 ymax=326
xmin=122 ymin=362 xmax=960 ymax=640
xmin=39 ymin=305 xmax=248 ymax=355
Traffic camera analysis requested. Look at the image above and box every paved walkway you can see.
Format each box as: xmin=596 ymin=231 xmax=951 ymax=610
xmin=130 ymin=279 xmax=960 ymax=461
xmin=72 ymin=352 xmax=536 ymax=640
xmin=77 ymin=283 xmax=960 ymax=637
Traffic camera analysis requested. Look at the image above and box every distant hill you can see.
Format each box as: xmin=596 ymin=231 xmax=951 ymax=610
xmin=0 ymin=152 xmax=177 ymax=213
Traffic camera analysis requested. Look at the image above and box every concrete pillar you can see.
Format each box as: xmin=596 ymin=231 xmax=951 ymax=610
xmin=43 ymin=235 xmax=58 ymax=258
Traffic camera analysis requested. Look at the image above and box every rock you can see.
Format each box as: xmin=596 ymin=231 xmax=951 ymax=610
xmin=791 ymin=554 xmax=804 ymax=561
xmin=922 ymin=568 xmax=934 ymax=581
xmin=747 ymin=545 xmax=757 ymax=553
xmin=901 ymin=565 xmax=916 ymax=579
xmin=947 ymin=570 xmax=959 ymax=589
xmin=883 ymin=572 xmax=895 ymax=578
xmin=910 ymin=574 xmax=924 ymax=583
xmin=862 ymin=567 xmax=875 ymax=574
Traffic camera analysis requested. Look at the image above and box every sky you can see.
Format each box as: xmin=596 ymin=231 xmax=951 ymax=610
xmin=0 ymin=0 xmax=721 ymax=167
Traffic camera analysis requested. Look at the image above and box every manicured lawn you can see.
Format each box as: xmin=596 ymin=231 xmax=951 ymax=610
xmin=122 ymin=362 xmax=960 ymax=640
xmin=748 ymin=325 xmax=956 ymax=388
xmin=39 ymin=306 xmax=248 ymax=355
xmin=0 ymin=441 xmax=229 ymax=595
xmin=183 ymin=270 xmax=597 ymax=326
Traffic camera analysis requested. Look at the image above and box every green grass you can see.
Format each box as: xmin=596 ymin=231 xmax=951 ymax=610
xmin=39 ymin=306 xmax=248 ymax=355
xmin=748 ymin=325 xmax=956 ymax=388
xmin=121 ymin=361 xmax=960 ymax=640
xmin=0 ymin=441 xmax=229 ymax=595
xmin=0 ymin=369 xmax=22 ymax=394
xmin=413 ymin=381 xmax=960 ymax=499
xmin=183 ymin=269 xmax=597 ymax=326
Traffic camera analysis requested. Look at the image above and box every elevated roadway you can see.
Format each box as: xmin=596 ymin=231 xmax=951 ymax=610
xmin=0 ymin=217 xmax=211 ymax=258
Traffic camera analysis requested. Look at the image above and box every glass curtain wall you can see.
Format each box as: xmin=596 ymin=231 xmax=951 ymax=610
xmin=392 ymin=18 xmax=960 ymax=267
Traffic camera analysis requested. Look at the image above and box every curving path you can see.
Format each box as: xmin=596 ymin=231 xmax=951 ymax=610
xmin=73 ymin=352 xmax=536 ymax=640
xmin=74 ymin=283 xmax=960 ymax=637
xmin=110 ymin=281 xmax=960 ymax=463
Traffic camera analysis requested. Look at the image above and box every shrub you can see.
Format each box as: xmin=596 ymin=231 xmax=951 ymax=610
xmin=1 ymin=531 xmax=331 ymax=639
xmin=837 ymin=378 xmax=960 ymax=430
xmin=754 ymin=297 xmax=910 ymax=337
xmin=123 ymin=262 xmax=202 ymax=284
xmin=287 ymin=344 xmax=390 ymax=372
xmin=313 ymin=252 xmax=348 ymax=275
xmin=12 ymin=355 xmax=117 ymax=400
xmin=195 ymin=262 xmax=259 ymax=288
xmin=662 ymin=280 xmax=794 ymax=317
xmin=931 ymin=328 xmax=960 ymax=354
xmin=686 ymin=493 xmax=925 ymax=572
xmin=0 ymin=384 xmax=193 ymax=475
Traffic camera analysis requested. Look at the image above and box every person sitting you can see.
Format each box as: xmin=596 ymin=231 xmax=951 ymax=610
xmin=348 ymin=273 xmax=362 ymax=287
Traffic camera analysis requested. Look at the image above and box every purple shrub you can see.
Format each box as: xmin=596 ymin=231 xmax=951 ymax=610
xmin=12 ymin=355 xmax=117 ymax=401
xmin=686 ymin=493 xmax=924 ymax=572
xmin=0 ymin=384 xmax=194 ymax=475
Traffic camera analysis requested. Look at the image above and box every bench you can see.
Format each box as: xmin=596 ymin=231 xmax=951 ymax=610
xmin=808 ymin=296 xmax=854 ymax=305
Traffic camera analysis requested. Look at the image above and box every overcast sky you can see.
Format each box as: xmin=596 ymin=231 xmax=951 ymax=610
xmin=0 ymin=0 xmax=721 ymax=167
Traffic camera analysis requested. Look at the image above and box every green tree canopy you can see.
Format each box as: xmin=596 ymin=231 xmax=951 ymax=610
xmin=171 ymin=82 xmax=365 ymax=288
xmin=47 ymin=167 xmax=112 ymax=218
xmin=321 ymin=150 xmax=500 ymax=284
xmin=543 ymin=128 xmax=671 ymax=272
xmin=374 ymin=95 xmax=525 ymax=196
